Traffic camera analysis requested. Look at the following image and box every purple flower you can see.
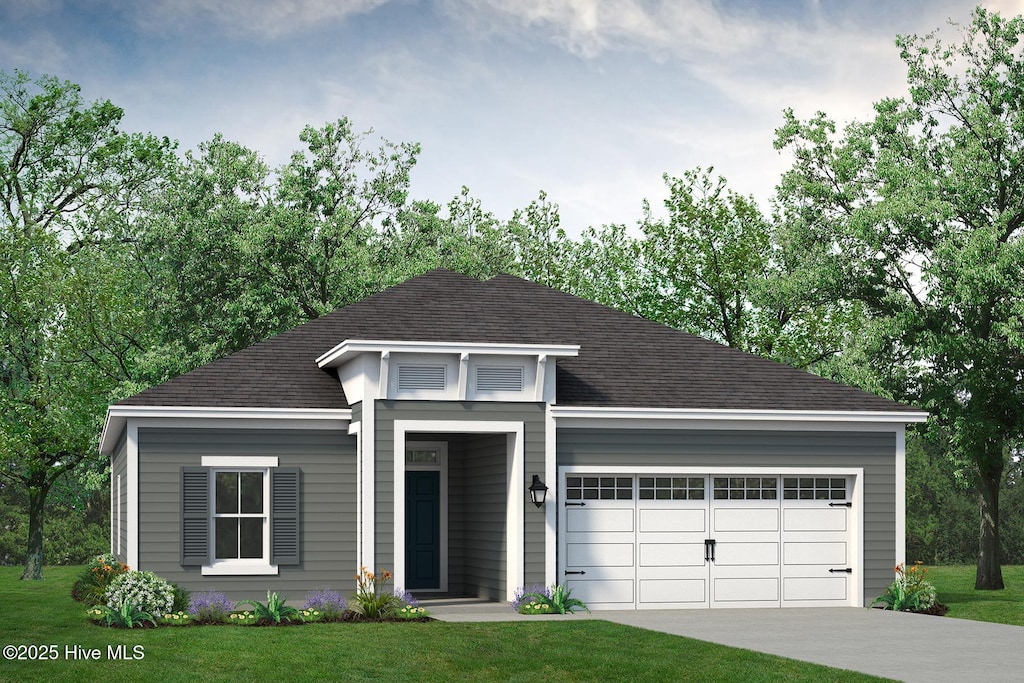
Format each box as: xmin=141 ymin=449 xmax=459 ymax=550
xmin=512 ymin=584 xmax=552 ymax=612
xmin=188 ymin=591 xmax=234 ymax=623
xmin=392 ymin=588 xmax=418 ymax=607
xmin=304 ymin=589 xmax=347 ymax=619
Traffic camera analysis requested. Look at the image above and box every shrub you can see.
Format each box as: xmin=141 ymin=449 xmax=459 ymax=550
xmin=158 ymin=611 xmax=192 ymax=626
xmin=238 ymin=591 xmax=300 ymax=625
xmin=303 ymin=589 xmax=347 ymax=621
xmin=73 ymin=553 xmax=128 ymax=605
xmin=349 ymin=566 xmax=399 ymax=619
xmin=170 ymin=582 xmax=191 ymax=613
xmin=189 ymin=591 xmax=234 ymax=624
xmin=512 ymin=584 xmax=551 ymax=613
xmin=872 ymin=562 xmax=938 ymax=612
xmin=105 ymin=570 xmax=175 ymax=616
xmin=513 ymin=583 xmax=588 ymax=615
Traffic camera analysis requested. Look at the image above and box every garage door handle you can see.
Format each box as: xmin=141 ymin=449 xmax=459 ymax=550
xmin=565 ymin=502 xmax=586 ymax=507
xmin=704 ymin=539 xmax=716 ymax=562
xmin=829 ymin=502 xmax=852 ymax=507
xmin=565 ymin=570 xmax=586 ymax=576
xmin=828 ymin=568 xmax=852 ymax=573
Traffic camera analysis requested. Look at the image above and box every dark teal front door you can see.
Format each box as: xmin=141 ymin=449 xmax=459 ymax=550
xmin=405 ymin=471 xmax=440 ymax=590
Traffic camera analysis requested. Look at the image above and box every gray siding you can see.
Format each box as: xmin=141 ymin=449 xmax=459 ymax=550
xmin=350 ymin=401 xmax=362 ymax=425
xmin=137 ymin=428 xmax=356 ymax=602
xmin=110 ymin=428 xmax=128 ymax=564
xmin=556 ymin=428 xmax=897 ymax=601
xmin=375 ymin=401 xmax=546 ymax=597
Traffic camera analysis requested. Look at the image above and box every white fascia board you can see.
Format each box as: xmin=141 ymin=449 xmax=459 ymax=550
xmin=550 ymin=406 xmax=929 ymax=427
xmin=316 ymin=339 xmax=580 ymax=368
xmin=99 ymin=406 xmax=352 ymax=455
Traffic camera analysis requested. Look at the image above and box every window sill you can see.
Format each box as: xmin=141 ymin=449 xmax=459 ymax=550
xmin=202 ymin=563 xmax=279 ymax=576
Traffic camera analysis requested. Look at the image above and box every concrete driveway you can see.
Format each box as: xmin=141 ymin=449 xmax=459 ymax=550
xmin=429 ymin=601 xmax=1024 ymax=682
xmin=599 ymin=607 xmax=1024 ymax=682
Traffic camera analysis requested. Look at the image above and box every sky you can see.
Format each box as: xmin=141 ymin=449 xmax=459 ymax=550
xmin=1 ymin=0 xmax=1018 ymax=234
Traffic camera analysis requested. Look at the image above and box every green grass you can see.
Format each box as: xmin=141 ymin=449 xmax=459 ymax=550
xmin=927 ymin=564 xmax=1024 ymax=626
xmin=0 ymin=566 xmax=884 ymax=682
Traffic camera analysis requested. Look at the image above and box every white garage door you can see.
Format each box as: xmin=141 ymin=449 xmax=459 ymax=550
xmin=560 ymin=473 xmax=855 ymax=610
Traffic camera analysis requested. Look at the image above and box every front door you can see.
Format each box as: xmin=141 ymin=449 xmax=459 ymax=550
xmin=405 ymin=470 xmax=440 ymax=590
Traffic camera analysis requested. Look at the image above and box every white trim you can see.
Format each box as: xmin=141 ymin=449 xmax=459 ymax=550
xmin=550 ymin=406 xmax=927 ymax=424
xmin=126 ymin=422 xmax=139 ymax=570
xmin=405 ymin=441 xmax=449 ymax=592
xmin=201 ymin=456 xmax=279 ymax=467
xmin=558 ymin=466 xmax=866 ymax=608
xmin=100 ymin=406 xmax=351 ymax=455
xmin=109 ymin=465 xmax=115 ymax=555
xmin=895 ymin=424 xmax=906 ymax=570
xmin=116 ymin=475 xmax=122 ymax=557
xmin=202 ymin=563 xmax=279 ymax=576
xmin=362 ymin=401 xmax=377 ymax=572
xmin=544 ymin=405 xmax=557 ymax=586
xmin=393 ymin=420 xmax=525 ymax=602
xmin=316 ymin=339 xmax=579 ymax=368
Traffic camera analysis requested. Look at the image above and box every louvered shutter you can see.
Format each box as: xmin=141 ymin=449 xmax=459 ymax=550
xmin=181 ymin=467 xmax=210 ymax=565
xmin=271 ymin=468 xmax=301 ymax=566
xmin=477 ymin=366 xmax=525 ymax=392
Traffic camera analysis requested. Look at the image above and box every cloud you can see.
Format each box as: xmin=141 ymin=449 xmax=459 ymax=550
xmin=138 ymin=0 xmax=391 ymax=38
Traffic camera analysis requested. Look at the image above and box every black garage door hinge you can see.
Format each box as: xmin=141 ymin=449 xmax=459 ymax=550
xmin=565 ymin=570 xmax=586 ymax=576
xmin=564 ymin=501 xmax=586 ymax=507
xmin=828 ymin=567 xmax=853 ymax=573
xmin=829 ymin=502 xmax=852 ymax=507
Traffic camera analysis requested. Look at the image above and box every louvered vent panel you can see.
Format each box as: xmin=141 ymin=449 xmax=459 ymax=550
xmin=397 ymin=364 xmax=447 ymax=391
xmin=477 ymin=366 xmax=525 ymax=392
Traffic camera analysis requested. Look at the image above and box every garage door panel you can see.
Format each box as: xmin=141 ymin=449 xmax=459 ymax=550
xmin=639 ymin=508 xmax=705 ymax=533
xmin=714 ymin=508 xmax=779 ymax=532
xmin=567 ymin=507 xmax=634 ymax=533
xmin=784 ymin=541 xmax=847 ymax=565
xmin=715 ymin=541 xmax=779 ymax=566
xmin=784 ymin=508 xmax=847 ymax=532
xmin=640 ymin=542 xmax=705 ymax=567
xmin=567 ymin=579 xmax=634 ymax=608
xmin=640 ymin=579 xmax=706 ymax=604
xmin=784 ymin=576 xmax=848 ymax=602
xmin=713 ymin=577 xmax=779 ymax=603
xmin=567 ymin=542 xmax=634 ymax=567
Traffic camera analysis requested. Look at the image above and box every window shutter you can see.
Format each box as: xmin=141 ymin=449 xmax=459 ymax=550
xmin=271 ymin=468 xmax=301 ymax=566
xmin=181 ymin=467 xmax=210 ymax=565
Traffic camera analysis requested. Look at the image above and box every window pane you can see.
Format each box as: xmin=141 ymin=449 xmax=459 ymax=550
xmin=567 ymin=477 xmax=581 ymax=487
xmin=407 ymin=450 xmax=438 ymax=464
xmin=239 ymin=518 xmax=263 ymax=559
xmin=639 ymin=477 xmax=654 ymax=488
xmin=240 ymin=472 xmax=264 ymax=514
xmin=689 ymin=478 xmax=704 ymax=489
xmin=762 ymin=489 xmax=777 ymax=500
xmin=215 ymin=518 xmax=238 ymax=559
xmin=216 ymin=473 xmax=238 ymax=514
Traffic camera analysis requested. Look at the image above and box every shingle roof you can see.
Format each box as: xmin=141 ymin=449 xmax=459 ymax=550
xmin=118 ymin=269 xmax=920 ymax=413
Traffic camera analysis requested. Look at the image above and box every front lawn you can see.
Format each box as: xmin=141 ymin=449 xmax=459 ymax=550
xmin=926 ymin=565 xmax=1024 ymax=626
xmin=1 ymin=566 xmax=883 ymax=682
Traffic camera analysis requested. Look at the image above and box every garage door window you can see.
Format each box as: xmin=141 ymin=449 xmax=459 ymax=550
xmin=566 ymin=476 xmax=632 ymax=500
xmin=783 ymin=477 xmax=847 ymax=500
xmin=639 ymin=476 xmax=705 ymax=500
xmin=713 ymin=476 xmax=778 ymax=500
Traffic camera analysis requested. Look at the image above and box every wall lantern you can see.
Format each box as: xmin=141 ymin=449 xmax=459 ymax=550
xmin=529 ymin=475 xmax=549 ymax=508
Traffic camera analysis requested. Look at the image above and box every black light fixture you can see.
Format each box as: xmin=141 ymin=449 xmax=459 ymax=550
xmin=529 ymin=475 xmax=548 ymax=508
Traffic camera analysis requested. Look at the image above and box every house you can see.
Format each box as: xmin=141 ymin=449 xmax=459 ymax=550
xmin=99 ymin=269 xmax=927 ymax=609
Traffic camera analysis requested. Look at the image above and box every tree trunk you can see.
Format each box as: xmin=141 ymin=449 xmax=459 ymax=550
xmin=975 ymin=470 xmax=1004 ymax=590
xmin=20 ymin=486 xmax=46 ymax=581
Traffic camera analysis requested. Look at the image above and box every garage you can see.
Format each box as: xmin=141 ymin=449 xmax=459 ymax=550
xmin=558 ymin=469 xmax=861 ymax=610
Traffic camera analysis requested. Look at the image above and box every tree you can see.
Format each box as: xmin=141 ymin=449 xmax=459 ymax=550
xmin=0 ymin=71 xmax=173 ymax=579
xmin=775 ymin=7 xmax=1024 ymax=588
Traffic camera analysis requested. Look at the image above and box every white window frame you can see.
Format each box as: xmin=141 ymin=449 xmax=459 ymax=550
xmin=201 ymin=456 xmax=278 ymax=576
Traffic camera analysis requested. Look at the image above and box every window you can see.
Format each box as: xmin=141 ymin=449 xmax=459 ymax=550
xmin=783 ymin=477 xmax=847 ymax=501
xmin=213 ymin=471 xmax=267 ymax=560
xmin=181 ymin=463 xmax=300 ymax=575
xmin=639 ymin=476 xmax=705 ymax=500
xmin=713 ymin=476 xmax=778 ymax=500
xmin=566 ymin=476 xmax=633 ymax=500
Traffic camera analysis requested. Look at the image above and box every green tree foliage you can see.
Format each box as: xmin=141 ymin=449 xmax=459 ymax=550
xmin=775 ymin=7 xmax=1024 ymax=588
xmin=0 ymin=71 xmax=173 ymax=579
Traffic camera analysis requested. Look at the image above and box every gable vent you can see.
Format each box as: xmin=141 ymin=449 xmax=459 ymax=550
xmin=477 ymin=366 xmax=525 ymax=393
xmin=397 ymin=364 xmax=447 ymax=391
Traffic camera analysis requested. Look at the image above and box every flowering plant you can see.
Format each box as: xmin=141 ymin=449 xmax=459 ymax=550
xmin=105 ymin=570 xmax=175 ymax=616
xmin=73 ymin=553 xmax=129 ymax=605
xmin=158 ymin=611 xmax=192 ymax=626
xmin=229 ymin=610 xmax=257 ymax=625
xmin=396 ymin=604 xmax=428 ymax=619
xmin=89 ymin=600 xmax=156 ymax=629
xmin=513 ymin=583 xmax=589 ymax=615
xmin=349 ymin=566 xmax=399 ymax=619
xmin=189 ymin=591 xmax=234 ymax=624
xmin=299 ymin=608 xmax=322 ymax=622
xmin=303 ymin=588 xmax=347 ymax=621
xmin=872 ymin=561 xmax=938 ymax=612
